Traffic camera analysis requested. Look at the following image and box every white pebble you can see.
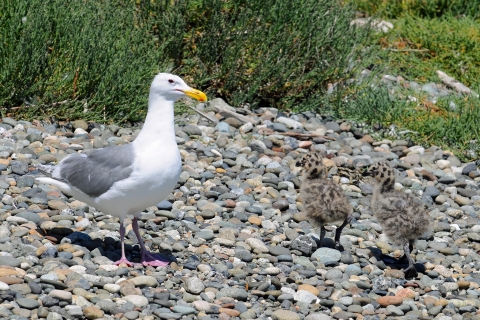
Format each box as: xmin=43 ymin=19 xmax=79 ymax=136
xmin=122 ymin=295 xmax=149 ymax=308
xmin=20 ymin=262 xmax=30 ymax=269
xmin=103 ymin=283 xmax=121 ymax=293
xmin=436 ymin=159 xmax=451 ymax=169
xmin=281 ymin=287 xmax=295 ymax=294
xmin=41 ymin=274 xmax=58 ymax=281
xmin=266 ymin=267 xmax=282 ymax=275
xmin=197 ymin=264 xmax=212 ymax=273
xmin=239 ymin=122 xmax=253 ymax=133
xmin=340 ymin=177 xmax=350 ymax=184
xmin=49 ymin=289 xmax=72 ymax=302
xmin=69 ymin=265 xmax=86 ymax=274
xmin=6 ymin=216 xmax=28 ymax=224
xmin=276 ymin=117 xmax=303 ymax=129
xmin=99 ymin=265 xmax=119 ymax=272
xmin=165 ymin=230 xmax=181 ymax=240
xmin=204 ymin=291 xmax=216 ymax=301
xmin=74 ymin=128 xmax=88 ymax=135
xmin=0 ymin=281 xmax=9 ymax=290
xmin=75 ymin=219 xmax=91 ymax=228
xmin=433 ymin=265 xmax=453 ymax=278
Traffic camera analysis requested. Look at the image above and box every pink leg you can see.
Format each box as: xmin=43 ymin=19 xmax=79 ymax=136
xmin=113 ymin=223 xmax=134 ymax=267
xmin=132 ymin=217 xmax=170 ymax=267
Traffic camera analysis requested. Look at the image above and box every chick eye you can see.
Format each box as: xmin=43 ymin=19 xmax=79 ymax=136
xmin=168 ymin=79 xmax=174 ymax=84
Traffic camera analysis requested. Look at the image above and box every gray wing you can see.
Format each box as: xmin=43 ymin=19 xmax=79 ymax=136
xmin=53 ymin=144 xmax=135 ymax=197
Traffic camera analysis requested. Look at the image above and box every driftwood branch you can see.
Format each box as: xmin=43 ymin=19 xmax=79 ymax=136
xmin=217 ymin=108 xmax=258 ymax=124
xmin=388 ymin=48 xmax=430 ymax=52
xmin=10 ymin=100 xmax=72 ymax=111
xmin=188 ymin=105 xmax=219 ymax=124
xmin=275 ymin=131 xmax=336 ymax=141
xmin=436 ymin=70 xmax=472 ymax=95
xmin=209 ymin=101 xmax=259 ymax=125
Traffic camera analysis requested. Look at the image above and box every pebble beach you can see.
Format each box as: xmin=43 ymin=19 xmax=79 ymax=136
xmin=0 ymin=97 xmax=478 ymax=320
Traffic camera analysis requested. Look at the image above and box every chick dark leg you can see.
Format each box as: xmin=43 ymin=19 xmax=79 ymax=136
xmin=334 ymin=214 xmax=352 ymax=252
xmin=398 ymin=240 xmax=414 ymax=263
xmin=319 ymin=225 xmax=326 ymax=248
xmin=402 ymin=239 xmax=418 ymax=279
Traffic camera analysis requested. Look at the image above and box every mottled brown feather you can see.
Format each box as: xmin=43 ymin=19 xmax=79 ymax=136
xmin=298 ymin=152 xmax=353 ymax=227
xmin=368 ymin=162 xmax=432 ymax=246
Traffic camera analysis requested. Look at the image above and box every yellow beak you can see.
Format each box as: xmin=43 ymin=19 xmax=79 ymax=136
xmin=183 ymin=88 xmax=207 ymax=102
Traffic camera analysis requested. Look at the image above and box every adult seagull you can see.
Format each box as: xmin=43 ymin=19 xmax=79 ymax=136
xmin=36 ymin=73 xmax=207 ymax=267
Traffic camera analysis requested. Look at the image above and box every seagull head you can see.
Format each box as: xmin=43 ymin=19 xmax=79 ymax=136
xmin=150 ymin=73 xmax=207 ymax=103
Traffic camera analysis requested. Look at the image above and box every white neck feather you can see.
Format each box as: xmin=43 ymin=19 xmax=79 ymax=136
xmin=133 ymin=94 xmax=177 ymax=149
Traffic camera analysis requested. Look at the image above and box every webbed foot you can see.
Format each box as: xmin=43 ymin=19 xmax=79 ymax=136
xmin=141 ymin=251 xmax=170 ymax=267
xmin=335 ymin=242 xmax=345 ymax=252
xmin=113 ymin=257 xmax=135 ymax=267
xmin=403 ymin=266 xmax=418 ymax=279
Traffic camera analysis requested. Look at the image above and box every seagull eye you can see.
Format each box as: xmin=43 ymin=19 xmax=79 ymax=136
xmin=168 ymin=79 xmax=174 ymax=84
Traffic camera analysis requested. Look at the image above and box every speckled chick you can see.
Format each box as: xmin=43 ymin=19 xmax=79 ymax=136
xmin=297 ymin=152 xmax=353 ymax=251
xmin=365 ymin=162 xmax=432 ymax=278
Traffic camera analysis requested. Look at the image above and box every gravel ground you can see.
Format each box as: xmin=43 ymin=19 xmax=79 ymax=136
xmin=0 ymin=97 xmax=478 ymax=320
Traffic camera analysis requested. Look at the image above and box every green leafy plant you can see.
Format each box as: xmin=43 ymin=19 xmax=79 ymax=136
xmin=0 ymin=0 xmax=373 ymax=122
xmin=348 ymin=0 xmax=480 ymax=19
xmin=373 ymin=14 xmax=480 ymax=87
xmin=334 ymin=85 xmax=480 ymax=159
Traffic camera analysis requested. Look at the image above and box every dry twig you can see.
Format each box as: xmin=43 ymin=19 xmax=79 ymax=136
xmin=10 ymin=100 xmax=72 ymax=111
xmin=187 ymin=105 xmax=219 ymax=124
xmin=276 ymin=131 xmax=336 ymax=140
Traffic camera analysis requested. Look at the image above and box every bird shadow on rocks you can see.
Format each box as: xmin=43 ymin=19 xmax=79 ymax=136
xmin=56 ymin=231 xmax=176 ymax=266
xmin=106 ymin=237 xmax=177 ymax=265
xmin=368 ymin=246 xmax=426 ymax=276
xmin=312 ymin=237 xmax=336 ymax=249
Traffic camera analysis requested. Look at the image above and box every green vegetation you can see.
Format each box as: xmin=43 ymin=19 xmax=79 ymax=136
xmin=1 ymin=0 xmax=479 ymax=158
xmin=371 ymin=15 xmax=480 ymax=87
xmin=0 ymin=0 xmax=184 ymax=121
xmin=0 ymin=0 xmax=370 ymax=121
xmin=350 ymin=0 xmax=480 ymax=19
xmin=341 ymin=0 xmax=480 ymax=159
xmin=333 ymin=85 xmax=480 ymax=158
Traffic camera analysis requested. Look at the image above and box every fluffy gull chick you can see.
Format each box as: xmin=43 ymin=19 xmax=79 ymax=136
xmin=296 ymin=152 xmax=353 ymax=251
xmin=364 ymin=161 xmax=432 ymax=278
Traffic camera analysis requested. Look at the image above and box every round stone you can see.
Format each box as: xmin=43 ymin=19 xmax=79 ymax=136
xmin=48 ymin=289 xmax=72 ymax=302
xmin=269 ymin=246 xmax=291 ymax=256
xmin=103 ymin=283 xmax=121 ymax=293
xmin=272 ymin=199 xmax=289 ymax=210
xmin=311 ymin=248 xmax=342 ymax=263
xmin=193 ymin=300 xmax=211 ymax=311
xmin=345 ymin=264 xmax=362 ymax=276
xmin=123 ymin=311 xmax=140 ymax=320
xmin=272 ymin=309 xmax=301 ymax=320
xmin=129 ymin=275 xmax=158 ymax=287
xmin=16 ymin=297 xmax=40 ymax=309
xmin=0 ymin=281 xmax=9 ymax=290
xmin=245 ymin=238 xmax=269 ymax=252
xmin=185 ymin=277 xmax=205 ymax=294
xmin=294 ymin=290 xmax=317 ymax=303
xmin=83 ymin=306 xmax=104 ymax=319
xmin=122 ymin=295 xmax=149 ymax=308
xmin=377 ymin=296 xmax=404 ymax=307
xmin=172 ymin=305 xmax=197 ymax=315
xmin=297 ymin=284 xmax=319 ymax=296
xmin=0 ymin=256 xmax=21 ymax=268
xmin=325 ymin=269 xmax=343 ymax=280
